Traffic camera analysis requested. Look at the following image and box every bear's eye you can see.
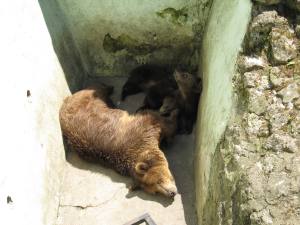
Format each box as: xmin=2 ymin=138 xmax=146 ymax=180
xmin=182 ymin=73 xmax=188 ymax=79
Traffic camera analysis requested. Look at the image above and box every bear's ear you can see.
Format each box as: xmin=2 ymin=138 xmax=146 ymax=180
xmin=135 ymin=162 xmax=149 ymax=175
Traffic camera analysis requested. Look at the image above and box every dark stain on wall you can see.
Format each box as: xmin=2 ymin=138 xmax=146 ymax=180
xmin=103 ymin=33 xmax=170 ymax=55
xmin=156 ymin=7 xmax=189 ymax=26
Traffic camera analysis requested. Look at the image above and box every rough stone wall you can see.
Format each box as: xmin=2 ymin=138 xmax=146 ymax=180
xmin=201 ymin=2 xmax=300 ymax=224
xmin=56 ymin=0 xmax=213 ymax=77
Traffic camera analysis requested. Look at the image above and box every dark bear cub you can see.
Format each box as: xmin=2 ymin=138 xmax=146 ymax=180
xmin=160 ymin=70 xmax=202 ymax=134
xmin=122 ymin=64 xmax=202 ymax=134
xmin=139 ymin=84 xmax=177 ymax=111
xmin=121 ymin=64 xmax=178 ymax=109
xmin=174 ymin=69 xmax=202 ymax=134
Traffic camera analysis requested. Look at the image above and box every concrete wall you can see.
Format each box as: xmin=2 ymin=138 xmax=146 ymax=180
xmin=0 ymin=0 xmax=255 ymax=224
xmin=0 ymin=1 xmax=213 ymax=224
xmin=0 ymin=1 xmax=73 ymax=224
xmin=56 ymin=0 xmax=213 ymax=77
xmin=39 ymin=0 xmax=87 ymax=93
xmin=195 ymin=0 xmax=252 ymax=224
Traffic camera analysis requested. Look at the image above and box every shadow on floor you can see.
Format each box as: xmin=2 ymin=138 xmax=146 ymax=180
xmin=66 ymin=151 xmax=174 ymax=208
xmin=164 ymin=131 xmax=198 ymax=225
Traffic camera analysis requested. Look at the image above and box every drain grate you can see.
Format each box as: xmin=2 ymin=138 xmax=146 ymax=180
xmin=123 ymin=213 xmax=157 ymax=225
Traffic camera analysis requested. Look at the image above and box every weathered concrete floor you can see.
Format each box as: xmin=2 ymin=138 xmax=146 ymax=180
xmin=56 ymin=77 xmax=197 ymax=225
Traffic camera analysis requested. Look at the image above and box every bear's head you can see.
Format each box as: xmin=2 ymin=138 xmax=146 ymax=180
xmin=133 ymin=157 xmax=177 ymax=198
xmin=173 ymin=70 xmax=202 ymax=95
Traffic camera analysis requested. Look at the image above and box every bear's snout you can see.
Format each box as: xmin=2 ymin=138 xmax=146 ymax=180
xmin=160 ymin=182 xmax=178 ymax=198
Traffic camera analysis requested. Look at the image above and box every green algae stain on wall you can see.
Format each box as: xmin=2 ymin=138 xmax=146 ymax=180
xmin=156 ymin=7 xmax=189 ymax=26
xmin=54 ymin=0 xmax=215 ymax=77
xmin=103 ymin=33 xmax=169 ymax=55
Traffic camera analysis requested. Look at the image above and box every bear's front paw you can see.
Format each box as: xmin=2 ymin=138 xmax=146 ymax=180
xmin=128 ymin=182 xmax=140 ymax=191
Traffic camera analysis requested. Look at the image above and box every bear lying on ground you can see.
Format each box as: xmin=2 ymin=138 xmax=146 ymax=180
xmin=59 ymin=84 xmax=178 ymax=197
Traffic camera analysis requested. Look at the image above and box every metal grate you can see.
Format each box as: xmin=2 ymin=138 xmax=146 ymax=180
xmin=123 ymin=213 xmax=157 ymax=225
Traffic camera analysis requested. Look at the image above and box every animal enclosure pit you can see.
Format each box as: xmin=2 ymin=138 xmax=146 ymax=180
xmin=56 ymin=76 xmax=198 ymax=225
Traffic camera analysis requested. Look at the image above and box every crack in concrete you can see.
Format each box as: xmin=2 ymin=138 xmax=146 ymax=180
xmin=58 ymin=187 xmax=122 ymax=210
xmin=56 ymin=166 xmax=68 ymax=220
xmin=56 ymin=196 xmax=61 ymax=219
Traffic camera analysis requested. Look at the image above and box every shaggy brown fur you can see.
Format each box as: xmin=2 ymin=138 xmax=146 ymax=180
xmin=59 ymin=85 xmax=178 ymax=197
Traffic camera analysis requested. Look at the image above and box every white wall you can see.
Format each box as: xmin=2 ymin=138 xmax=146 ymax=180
xmin=195 ymin=0 xmax=252 ymax=223
xmin=0 ymin=1 xmax=70 ymax=224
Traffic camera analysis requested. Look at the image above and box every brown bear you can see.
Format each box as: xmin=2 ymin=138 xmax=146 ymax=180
xmin=171 ymin=69 xmax=201 ymax=134
xmin=59 ymin=84 xmax=178 ymax=198
xmin=158 ymin=70 xmax=202 ymax=134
